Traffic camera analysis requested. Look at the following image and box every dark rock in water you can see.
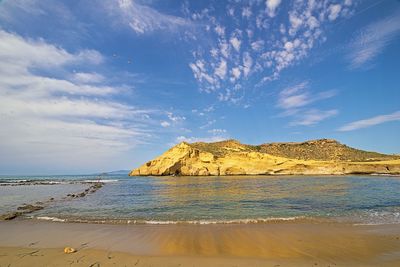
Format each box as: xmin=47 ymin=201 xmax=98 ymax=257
xmin=0 ymin=212 xmax=21 ymax=220
xmin=1 ymin=182 xmax=105 ymax=221
xmin=1 ymin=203 xmax=44 ymax=221
xmin=17 ymin=204 xmax=44 ymax=212
xmin=66 ymin=182 xmax=104 ymax=199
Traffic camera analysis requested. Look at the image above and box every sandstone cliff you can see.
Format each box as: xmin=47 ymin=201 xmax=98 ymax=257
xmin=129 ymin=139 xmax=400 ymax=176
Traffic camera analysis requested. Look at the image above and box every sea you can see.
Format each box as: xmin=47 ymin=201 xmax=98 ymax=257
xmin=1 ymin=175 xmax=400 ymax=225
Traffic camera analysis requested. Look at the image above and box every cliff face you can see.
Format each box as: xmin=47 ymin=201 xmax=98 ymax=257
xmin=129 ymin=139 xmax=400 ymax=176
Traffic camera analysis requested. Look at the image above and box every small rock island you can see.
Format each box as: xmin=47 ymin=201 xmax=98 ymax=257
xmin=130 ymin=139 xmax=400 ymax=176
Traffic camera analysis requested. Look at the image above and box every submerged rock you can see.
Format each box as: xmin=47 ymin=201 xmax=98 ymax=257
xmin=0 ymin=212 xmax=21 ymax=220
xmin=0 ymin=204 xmax=44 ymax=221
xmin=66 ymin=182 xmax=104 ymax=199
xmin=17 ymin=204 xmax=44 ymax=212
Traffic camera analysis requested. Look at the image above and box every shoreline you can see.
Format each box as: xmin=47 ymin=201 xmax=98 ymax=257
xmin=1 ymin=220 xmax=400 ymax=266
xmin=131 ymin=173 xmax=400 ymax=177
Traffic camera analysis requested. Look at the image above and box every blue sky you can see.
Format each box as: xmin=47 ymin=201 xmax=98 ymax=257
xmin=0 ymin=0 xmax=399 ymax=174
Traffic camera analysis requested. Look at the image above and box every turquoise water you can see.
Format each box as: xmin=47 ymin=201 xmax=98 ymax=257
xmin=1 ymin=175 xmax=400 ymax=224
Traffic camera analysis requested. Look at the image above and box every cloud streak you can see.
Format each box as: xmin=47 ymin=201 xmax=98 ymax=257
xmin=347 ymin=11 xmax=400 ymax=69
xmin=290 ymin=109 xmax=338 ymax=126
xmin=338 ymin=111 xmax=400 ymax=131
xmin=110 ymin=0 xmax=192 ymax=34
xmin=276 ymin=81 xmax=338 ymax=126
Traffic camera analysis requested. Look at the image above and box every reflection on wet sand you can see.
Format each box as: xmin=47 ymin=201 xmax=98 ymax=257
xmin=1 ymin=220 xmax=400 ymax=266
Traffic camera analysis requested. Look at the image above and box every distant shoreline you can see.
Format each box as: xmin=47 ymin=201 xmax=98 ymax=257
xmin=130 ymin=173 xmax=400 ymax=177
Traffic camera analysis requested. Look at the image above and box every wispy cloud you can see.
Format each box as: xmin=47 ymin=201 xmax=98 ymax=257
xmin=347 ymin=11 xmax=400 ymax=69
xmin=175 ymin=134 xmax=228 ymax=144
xmin=199 ymin=120 xmax=217 ymax=130
xmin=160 ymin=121 xmax=171 ymax=128
xmin=290 ymin=109 xmax=338 ymax=126
xmin=108 ymin=0 xmax=193 ymax=35
xmin=159 ymin=112 xmax=186 ymax=128
xmin=277 ymin=82 xmax=336 ymax=110
xmin=208 ymin=128 xmax=227 ymax=134
xmin=0 ymin=30 xmax=154 ymax=171
xmin=72 ymin=72 xmax=105 ymax=84
xmin=0 ymin=0 xmax=91 ymax=46
xmin=338 ymin=111 xmax=400 ymax=131
xmin=276 ymin=81 xmax=338 ymax=126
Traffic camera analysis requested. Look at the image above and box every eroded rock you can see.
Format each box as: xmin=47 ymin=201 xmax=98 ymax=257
xmin=129 ymin=140 xmax=400 ymax=176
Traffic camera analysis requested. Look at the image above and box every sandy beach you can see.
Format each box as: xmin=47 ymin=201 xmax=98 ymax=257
xmin=1 ymin=220 xmax=400 ymax=266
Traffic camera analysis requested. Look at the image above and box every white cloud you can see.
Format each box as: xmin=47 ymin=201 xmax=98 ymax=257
xmin=230 ymin=36 xmax=241 ymax=52
xmin=0 ymin=30 xmax=153 ymax=172
xmin=208 ymin=129 xmax=227 ymax=134
xmin=189 ymin=60 xmax=218 ymax=92
xmin=215 ymin=25 xmax=225 ymax=37
xmin=307 ymin=16 xmax=319 ymax=29
xmin=231 ymin=67 xmax=241 ymax=81
xmin=160 ymin=121 xmax=171 ymax=127
xmin=219 ymin=41 xmax=229 ymax=58
xmin=266 ymin=0 xmax=282 ymax=17
xmin=290 ymin=109 xmax=338 ymax=126
xmin=199 ymin=119 xmax=216 ymax=129
xmin=0 ymin=30 xmax=103 ymax=69
xmin=251 ymin=40 xmax=264 ymax=51
xmin=276 ymin=81 xmax=338 ymax=126
xmin=347 ymin=12 xmax=400 ymax=69
xmin=111 ymin=0 xmax=191 ymax=34
xmin=338 ymin=111 xmax=400 ymax=131
xmin=176 ymin=135 xmax=227 ymax=144
xmin=242 ymin=52 xmax=253 ymax=78
xmin=277 ymin=82 xmax=336 ymax=110
xmin=167 ymin=112 xmax=186 ymax=123
xmin=289 ymin=13 xmax=302 ymax=33
xmin=215 ymin=59 xmax=227 ymax=79
xmin=204 ymin=106 xmax=215 ymax=113
xmin=188 ymin=0 xmax=354 ymax=103
xmin=284 ymin=41 xmax=294 ymax=51
xmin=328 ymin=4 xmax=342 ymax=21
xmin=72 ymin=72 xmax=105 ymax=84
xmin=242 ymin=7 xmax=252 ymax=18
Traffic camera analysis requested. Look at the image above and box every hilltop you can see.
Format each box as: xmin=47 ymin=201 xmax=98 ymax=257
xmin=191 ymin=139 xmax=395 ymax=161
xmin=130 ymin=139 xmax=400 ymax=176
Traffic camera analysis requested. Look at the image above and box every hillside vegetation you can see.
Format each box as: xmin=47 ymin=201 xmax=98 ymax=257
xmin=191 ymin=139 xmax=398 ymax=162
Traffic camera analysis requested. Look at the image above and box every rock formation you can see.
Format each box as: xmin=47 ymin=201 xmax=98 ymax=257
xmin=129 ymin=139 xmax=400 ymax=176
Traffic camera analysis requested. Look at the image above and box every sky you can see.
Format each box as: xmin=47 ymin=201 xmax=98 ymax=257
xmin=0 ymin=0 xmax=399 ymax=175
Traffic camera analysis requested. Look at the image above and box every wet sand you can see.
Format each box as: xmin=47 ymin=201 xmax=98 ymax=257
xmin=1 ymin=220 xmax=400 ymax=266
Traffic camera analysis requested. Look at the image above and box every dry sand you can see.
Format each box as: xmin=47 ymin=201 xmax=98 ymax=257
xmin=0 ymin=220 xmax=400 ymax=266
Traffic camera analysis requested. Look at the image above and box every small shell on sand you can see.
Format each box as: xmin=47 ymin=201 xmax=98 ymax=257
xmin=64 ymin=247 xmax=76 ymax=254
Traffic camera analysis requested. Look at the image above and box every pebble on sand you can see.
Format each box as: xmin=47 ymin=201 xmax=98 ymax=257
xmin=64 ymin=247 xmax=76 ymax=254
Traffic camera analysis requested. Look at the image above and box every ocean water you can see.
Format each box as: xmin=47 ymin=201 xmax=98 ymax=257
xmin=1 ymin=175 xmax=400 ymax=225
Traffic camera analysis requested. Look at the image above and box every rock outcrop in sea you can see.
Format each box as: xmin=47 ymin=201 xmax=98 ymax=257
xmin=130 ymin=139 xmax=400 ymax=176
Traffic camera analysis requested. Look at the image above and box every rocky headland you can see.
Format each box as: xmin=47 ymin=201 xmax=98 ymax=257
xmin=130 ymin=139 xmax=400 ymax=176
